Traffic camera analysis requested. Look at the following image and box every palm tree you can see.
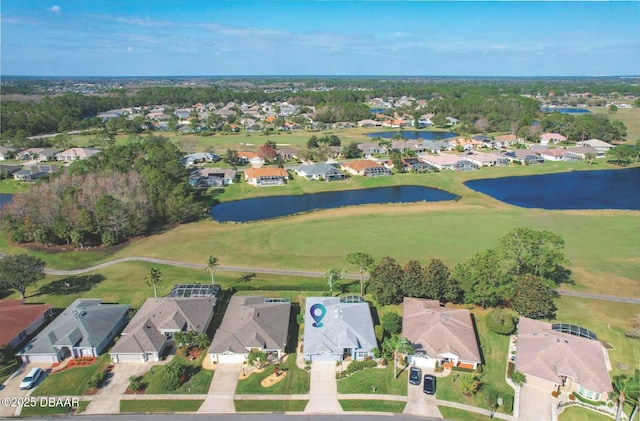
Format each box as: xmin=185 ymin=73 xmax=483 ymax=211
xmin=383 ymin=335 xmax=414 ymax=379
xmin=612 ymin=371 xmax=640 ymax=421
xmin=346 ymin=252 xmax=374 ymax=295
xmin=145 ymin=267 xmax=162 ymax=298
xmin=204 ymin=256 xmax=219 ymax=286
xmin=325 ymin=268 xmax=346 ymax=295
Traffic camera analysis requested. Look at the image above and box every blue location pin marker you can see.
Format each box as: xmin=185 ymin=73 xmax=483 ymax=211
xmin=310 ymin=303 xmax=327 ymax=328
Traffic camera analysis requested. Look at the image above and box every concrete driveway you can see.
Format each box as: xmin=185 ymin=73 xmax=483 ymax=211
xmin=199 ymin=362 xmax=242 ymax=413
xmin=403 ymin=378 xmax=443 ymax=418
xmin=304 ymin=361 xmax=342 ymax=414
xmin=519 ymin=384 xmax=552 ymax=421
xmin=83 ymin=363 xmax=150 ymax=415
xmin=0 ymin=362 xmax=51 ymax=417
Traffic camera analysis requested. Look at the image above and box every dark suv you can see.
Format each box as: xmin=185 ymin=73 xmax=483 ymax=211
xmin=423 ymin=374 xmax=436 ymax=394
xmin=409 ymin=367 xmax=422 ymax=385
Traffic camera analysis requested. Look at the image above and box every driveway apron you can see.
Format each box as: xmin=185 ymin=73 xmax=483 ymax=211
xmin=83 ymin=363 xmax=149 ymax=415
xmin=304 ymin=361 xmax=342 ymax=414
xmin=198 ymin=362 xmax=241 ymax=413
xmin=403 ymin=381 xmax=443 ymax=418
xmin=519 ymin=384 xmax=552 ymax=421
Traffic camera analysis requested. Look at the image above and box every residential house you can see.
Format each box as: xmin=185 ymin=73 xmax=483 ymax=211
xmin=181 ymin=153 xmax=220 ymax=167
xmin=357 ymin=142 xmax=387 ymax=158
xmin=55 ymin=147 xmax=100 ymax=162
xmin=17 ymin=299 xmax=129 ymax=363
xmin=0 ymin=300 xmax=53 ymax=349
xmin=340 ymin=160 xmax=391 ymax=177
xmin=19 ymin=148 xmax=60 ymax=162
xmin=539 ymin=133 xmax=567 ymax=145
xmin=110 ymin=296 xmax=216 ymax=363
xmin=209 ymin=296 xmax=291 ymax=363
xmin=446 ymin=117 xmax=460 ymax=126
xmin=0 ymin=147 xmax=17 ymax=160
xmin=494 ymin=134 xmax=520 ymax=148
xmin=576 ymin=139 xmax=615 ymax=157
xmin=539 ymin=149 xmax=569 ymax=162
xmin=417 ymin=141 xmax=452 ymax=154
xmin=515 ymin=317 xmax=612 ymax=401
xmin=13 ymin=165 xmax=58 ymax=182
xmin=403 ymin=298 xmax=482 ymax=369
xmin=504 ymin=149 xmax=545 ymax=165
xmin=303 ymin=296 xmax=377 ymax=362
xmin=386 ymin=157 xmax=434 ymax=173
xmin=465 ymin=152 xmax=508 ymax=167
xmin=565 ymin=146 xmax=598 ymax=161
xmin=243 ymin=167 xmax=289 ymax=186
xmin=189 ymin=168 xmax=237 ymax=188
xmin=294 ymin=163 xmax=346 ymax=181
xmin=276 ymin=148 xmax=299 ymax=161
xmin=357 ymin=119 xmax=383 ymax=128
xmin=237 ymin=151 xmax=265 ymax=167
xmin=448 ymin=137 xmax=483 ymax=151
xmin=0 ymin=164 xmax=22 ymax=178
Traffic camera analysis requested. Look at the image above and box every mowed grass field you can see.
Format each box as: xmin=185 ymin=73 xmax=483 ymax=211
xmin=592 ymin=107 xmax=640 ymax=143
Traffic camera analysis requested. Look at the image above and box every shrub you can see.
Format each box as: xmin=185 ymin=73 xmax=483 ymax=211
xmin=510 ymin=370 xmax=527 ymax=386
xmin=381 ymin=313 xmax=402 ymax=335
xmin=475 ymin=365 xmax=483 ymax=375
xmin=87 ymin=371 xmax=107 ymax=389
xmin=568 ymin=393 xmax=575 ymax=401
xmin=345 ymin=359 xmax=378 ymax=375
xmin=160 ymin=359 xmax=188 ymax=391
xmin=486 ymin=309 xmax=516 ymax=335
xmin=128 ymin=376 xmax=143 ymax=391
xmin=452 ymin=366 xmax=476 ymax=373
xmin=551 ymin=390 xmax=559 ymax=398
xmin=372 ymin=348 xmax=382 ymax=358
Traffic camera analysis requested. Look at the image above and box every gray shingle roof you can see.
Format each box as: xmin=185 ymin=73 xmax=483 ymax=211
xmin=303 ymin=297 xmax=376 ymax=355
xmin=210 ymin=296 xmax=291 ymax=354
xmin=18 ymin=299 xmax=129 ymax=356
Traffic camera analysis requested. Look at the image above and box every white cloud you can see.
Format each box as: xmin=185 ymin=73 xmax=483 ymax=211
xmin=47 ymin=5 xmax=61 ymax=13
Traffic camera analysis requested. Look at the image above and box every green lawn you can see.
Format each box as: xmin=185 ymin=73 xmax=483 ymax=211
xmin=120 ymin=399 xmax=203 ymax=413
xmin=592 ymin=107 xmax=640 ymax=143
xmin=0 ymin=358 xmax=20 ymax=385
xmin=19 ymin=400 xmax=89 ymax=416
xmin=438 ymin=406 xmax=492 ymax=421
xmin=0 ymin=178 xmax=31 ymax=194
xmin=337 ymin=365 xmax=408 ymax=395
xmin=141 ymin=353 xmax=212 ymax=395
xmin=234 ymin=400 xmax=308 ymax=412
xmin=436 ymin=309 xmax=513 ymax=414
xmin=235 ymin=354 xmax=310 ymax=395
xmin=558 ymin=405 xmax=615 ymax=421
xmin=32 ymin=354 xmax=111 ymax=396
xmin=339 ymin=400 xmax=406 ymax=412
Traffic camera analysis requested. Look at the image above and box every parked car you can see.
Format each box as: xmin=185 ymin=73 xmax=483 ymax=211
xmin=409 ymin=366 xmax=422 ymax=385
xmin=19 ymin=367 xmax=44 ymax=390
xmin=423 ymin=374 xmax=436 ymax=395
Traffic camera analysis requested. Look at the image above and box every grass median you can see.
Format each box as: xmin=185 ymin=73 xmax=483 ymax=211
xmin=234 ymin=400 xmax=308 ymax=412
xmin=120 ymin=399 xmax=203 ymax=413
xmin=339 ymin=400 xmax=406 ymax=412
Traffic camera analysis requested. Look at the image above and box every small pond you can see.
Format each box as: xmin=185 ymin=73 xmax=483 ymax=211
xmin=541 ymin=107 xmax=591 ymax=114
xmin=366 ymin=131 xmax=459 ymax=141
xmin=211 ymin=186 xmax=459 ymax=222
xmin=464 ymin=168 xmax=640 ymax=210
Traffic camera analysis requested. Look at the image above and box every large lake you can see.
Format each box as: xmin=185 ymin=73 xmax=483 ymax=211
xmin=464 ymin=168 xmax=640 ymax=210
xmin=211 ymin=186 xmax=459 ymax=222
xmin=366 ymin=131 xmax=459 ymax=141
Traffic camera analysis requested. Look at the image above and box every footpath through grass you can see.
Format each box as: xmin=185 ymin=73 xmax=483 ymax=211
xmin=337 ymin=365 xmax=408 ymax=395
xmin=235 ymin=354 xmax=310 ymax=394
xmin=234 ymin=400 xmax=308 ymax=412
xmin=339 ymin=400 xmax=406 ymax=412
xmin=120 ymin=399 xmax=203 ymax=413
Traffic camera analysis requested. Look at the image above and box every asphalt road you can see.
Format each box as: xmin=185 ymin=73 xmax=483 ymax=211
xmin=32 ymin=415 xmax=441 ymax=421
xmin=37 ymin=256 xmax=640 ymax=305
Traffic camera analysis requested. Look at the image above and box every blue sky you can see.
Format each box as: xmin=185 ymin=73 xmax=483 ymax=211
xmin=1 ymin=1 xmax=639 ymax=76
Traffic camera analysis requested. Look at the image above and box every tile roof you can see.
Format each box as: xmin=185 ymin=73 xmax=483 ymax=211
xmin=210 ymin=296 xmax=290 ymax=354
xmin=402 ymin=298 xmax=481 ymax=364
xmin=0 ymin=300 xmax=52 ymax=347
xmin=515 ymin=317 xmax=612 ymax=393
xmin=244 ymin=167 xmax=289 ymax=178
xmin=342 ymin=160 xmax=383 ymax=171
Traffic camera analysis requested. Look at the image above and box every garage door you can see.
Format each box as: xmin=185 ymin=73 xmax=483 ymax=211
xmin=112 ymin=353 xmax=145 ymax=363
xmin=216 ymin=353 xmax=246 ymax=363
xmin=22 ymin=354 xmax=56 ymax=364
xmin=310 ymin=353 xmax=340 ymax=362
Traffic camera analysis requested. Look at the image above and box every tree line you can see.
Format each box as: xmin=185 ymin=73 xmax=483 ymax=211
xmin=1 ymin=136 xmax=201 ymax=247
xmin=365 ymin=227 xmax=567 ymax=319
